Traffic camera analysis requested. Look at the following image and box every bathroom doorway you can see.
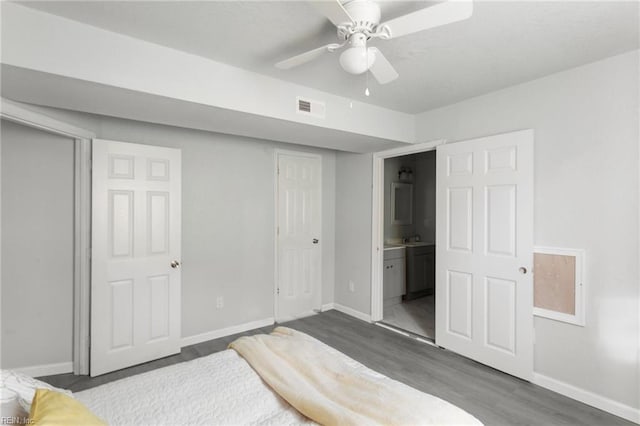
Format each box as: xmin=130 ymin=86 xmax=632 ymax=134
xmin=379 ymin=150 xmax=437 ymax=339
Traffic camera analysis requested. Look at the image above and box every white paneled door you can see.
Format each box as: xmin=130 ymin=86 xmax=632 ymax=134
xmin=435 ymin=130 xmax=533 ymax=380
xmin=276 ymin=151 xmax=322 ymax=322
xmin=91 ymin=140 xmax=181 ymax=376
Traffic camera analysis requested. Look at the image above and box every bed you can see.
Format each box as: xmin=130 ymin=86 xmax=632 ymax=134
xmin=4 ymin=327 xmax=482 ymax=425
xmin=76 ymin=348 xmax=313 ymax=425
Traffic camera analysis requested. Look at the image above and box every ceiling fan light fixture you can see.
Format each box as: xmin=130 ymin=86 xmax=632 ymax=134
xmin=275 ymin=0 xmax=474 ymax=85
xmin=339 ymin=45 xmax=376 ymax=75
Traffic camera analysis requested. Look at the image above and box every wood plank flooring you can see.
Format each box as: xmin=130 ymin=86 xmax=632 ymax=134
xmin=40 ymin=310 xmax=633 ymax=425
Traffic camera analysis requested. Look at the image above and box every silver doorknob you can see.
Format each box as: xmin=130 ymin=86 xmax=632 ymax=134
xmin=171 ymin=260 xmax=181 ymax=269
xmin=519 ymin=267 xmax=527 ymax=274
xmin=312 ymin=238 xmax=319 ymax=244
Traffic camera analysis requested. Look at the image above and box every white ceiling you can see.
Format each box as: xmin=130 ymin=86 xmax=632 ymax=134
xmin=17 ymin=1 xmax=640 ymax=113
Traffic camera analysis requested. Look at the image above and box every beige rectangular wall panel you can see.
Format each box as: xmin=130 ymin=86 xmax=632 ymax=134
xmin=534 ymin=253 xmax=576 ymax=315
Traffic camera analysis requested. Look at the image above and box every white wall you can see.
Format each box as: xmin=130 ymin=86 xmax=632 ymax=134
xmin=1 ymin=119 xmax=74 ymax=369
xmin=415 ymin=50 xmax=639 ymax=411
xmin=0 ymin=105 xmax=336 ymax=362
xmin=335 ymin=50 xmax=639 ymax=414
xmin=334 ymin=152 xmax=373 ymax=315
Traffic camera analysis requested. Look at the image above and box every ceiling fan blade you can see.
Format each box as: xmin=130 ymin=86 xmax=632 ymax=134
xmin=378 ymin=0 xmax=473 ymax=39
xmin=275 ymin=43 xmax=343 ymax=70
xmin=308 ymin=0 xmax=353 ymax=26
xmin=368 ymin=48 xmax=398 ymax=84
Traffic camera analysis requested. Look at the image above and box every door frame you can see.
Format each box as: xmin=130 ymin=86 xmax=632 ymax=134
xmin=273 ymin=149 xmax=323 ymax=322
xmin=370 ymin=139 xmax=445 ymax=321
xmin=0 ymin=98 xmax=94 ymax=375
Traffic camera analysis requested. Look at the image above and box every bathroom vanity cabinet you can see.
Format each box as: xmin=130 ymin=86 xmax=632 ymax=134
xmin=383 ymin=247 xmax=406 ymax=301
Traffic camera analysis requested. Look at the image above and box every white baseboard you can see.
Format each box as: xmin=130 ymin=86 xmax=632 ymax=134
xmin=12 ymin=362 xmax=73 ymax=378
xmin=181 ymin=317 xmax=275 ymax=347
xmin=532 ymin=373 xmax=640 ymax=424
xmin=332 ymin=303 xmax=372 ymax=323
xmin=321 ymin=303 xmax=334 ymax=312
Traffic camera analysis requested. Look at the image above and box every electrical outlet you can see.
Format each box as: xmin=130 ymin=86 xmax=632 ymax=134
xmin=216 ymin=296 xmax=224 ymax=309
xmin=348 ymin=281 xmax=355 ymax=293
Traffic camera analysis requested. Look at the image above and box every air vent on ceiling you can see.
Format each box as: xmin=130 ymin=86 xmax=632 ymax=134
xmin=296 ymin=97 xmax=325 ymax=119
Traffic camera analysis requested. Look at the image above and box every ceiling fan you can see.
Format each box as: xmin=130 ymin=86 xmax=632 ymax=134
xmin=275 ymin=0 xmax=473 ymax=85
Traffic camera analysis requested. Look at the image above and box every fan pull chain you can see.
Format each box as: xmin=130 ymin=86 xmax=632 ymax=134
xmin=365 ymin=39 xmax=371 ymax=97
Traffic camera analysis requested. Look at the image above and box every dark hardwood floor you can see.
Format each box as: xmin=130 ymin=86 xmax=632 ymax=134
xmin=40 ymin=310 xmax=633 ymax=425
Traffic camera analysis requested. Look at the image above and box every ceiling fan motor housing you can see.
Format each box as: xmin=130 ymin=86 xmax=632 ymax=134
xmin=337 ymin=0 xmax=381 ymax=40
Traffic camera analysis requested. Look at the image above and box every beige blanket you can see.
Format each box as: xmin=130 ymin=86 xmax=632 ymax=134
xmin=229 ymin=327 xmax=482 ymax=426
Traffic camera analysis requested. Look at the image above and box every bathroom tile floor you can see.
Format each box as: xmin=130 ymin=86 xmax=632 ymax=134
xmin=382 ymin=295 xmax=435 ymax=339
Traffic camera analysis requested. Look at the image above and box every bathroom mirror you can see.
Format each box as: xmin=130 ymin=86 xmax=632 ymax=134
xmin=391 ymin=182 xmax=413 ymax=225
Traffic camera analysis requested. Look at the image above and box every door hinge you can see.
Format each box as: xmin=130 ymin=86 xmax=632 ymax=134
xmin=277 ymin=288 xmax=280 ymax=295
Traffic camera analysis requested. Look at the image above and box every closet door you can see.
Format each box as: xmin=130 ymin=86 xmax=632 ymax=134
xmin=91 ymin=139 xmax=181 ymax=376
xmin=275 ymin=151 xmax=322 ymax=321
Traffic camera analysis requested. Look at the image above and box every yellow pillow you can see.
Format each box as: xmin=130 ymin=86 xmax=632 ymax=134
xmin=29 ymin=388 xmax=105 ymax=425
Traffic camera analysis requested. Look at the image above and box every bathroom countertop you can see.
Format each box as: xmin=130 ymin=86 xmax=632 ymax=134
xmin=383 ymin=242 xmax=434 ymax=250
xmin=404 ymin=242 xmax=435 ymax=247
xmin=383 ymin=244 xmax=406 ymax=251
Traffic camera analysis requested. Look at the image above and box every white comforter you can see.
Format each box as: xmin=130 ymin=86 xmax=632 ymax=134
xmin=75 ymin=349 xmax=314 ymax=426
xmin=230 ymin=327 xmax=481 ymax=426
